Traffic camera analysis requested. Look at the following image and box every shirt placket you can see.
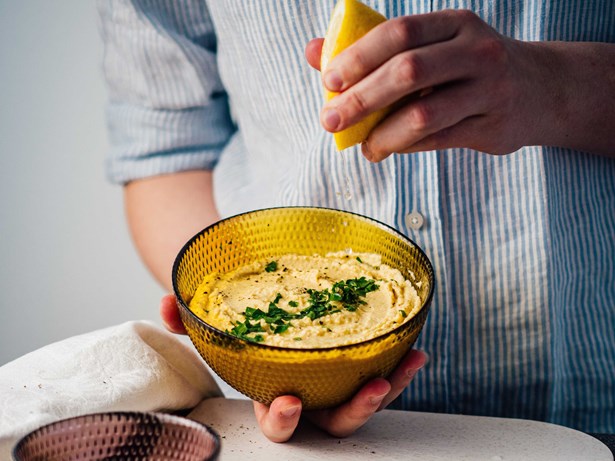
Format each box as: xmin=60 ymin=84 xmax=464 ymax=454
xmin=394 ymin=149 xmax=452 ymax=413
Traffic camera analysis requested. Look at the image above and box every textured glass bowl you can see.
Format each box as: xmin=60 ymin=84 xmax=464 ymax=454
xmin=12 ymin=412 xmax=220 ymax=461
xmin=173 ymin=207 xmax=434 ymax=410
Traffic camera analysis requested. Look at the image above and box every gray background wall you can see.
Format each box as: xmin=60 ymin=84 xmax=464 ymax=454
xmin=0 ymin=1 xmax=166 ymax=365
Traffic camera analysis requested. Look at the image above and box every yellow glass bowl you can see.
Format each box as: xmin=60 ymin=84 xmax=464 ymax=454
xmin=172 ymin=207 xmax=434 ymax=410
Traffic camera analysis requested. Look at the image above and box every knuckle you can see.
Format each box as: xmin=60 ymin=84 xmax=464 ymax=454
xmin=477 ymin=37 xmax=509 ymax=66
xmin=454 ymin=8 xmax=480 ymax=23
xmin=344 ymin=90 xmax=370 ymax=116
xmin=407 ymin=101 xmax=434 ymax=132
xmin=389 ymin=17 xmax=420 ymax=46
xmin=344 ymin=46 xmax=369 ymax=79
xmin=393 ymin=53 xmax=424 ymax=87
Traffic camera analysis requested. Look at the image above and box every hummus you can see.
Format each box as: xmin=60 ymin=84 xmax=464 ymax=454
xmin=189 ymin=251 xmax=421 ymax=348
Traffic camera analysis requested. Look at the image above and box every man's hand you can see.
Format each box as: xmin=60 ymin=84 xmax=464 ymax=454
xmin=253 ymin=347 xmax=426 ymax=442
xmin=307 ymin=9 xmax=615 ymax=159
xmin=160 ymin=294 xmax=427 ymax=442
xmin=160 ymin=294 xmax=188 ymax=334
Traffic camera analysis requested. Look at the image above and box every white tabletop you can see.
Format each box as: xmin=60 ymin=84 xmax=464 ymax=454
xmin=188 ymin=398 xmax=612 ymax=461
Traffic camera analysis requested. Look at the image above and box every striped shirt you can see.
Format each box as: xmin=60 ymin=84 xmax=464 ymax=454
xmin=97 ymin=1 xmax=615 ymax=432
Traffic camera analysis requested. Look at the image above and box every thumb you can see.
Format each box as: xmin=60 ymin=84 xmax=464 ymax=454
xmin=253 ymin=396 xmax=302 ymax=443
xmin=305 ymin=38 xmax=325 ymax=71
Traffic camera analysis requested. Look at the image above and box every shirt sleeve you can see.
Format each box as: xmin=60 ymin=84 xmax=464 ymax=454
xmin=97 ymin=0 xmax=235 ymax=184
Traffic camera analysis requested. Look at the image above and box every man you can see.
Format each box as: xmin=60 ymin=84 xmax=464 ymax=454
xmin=98 ymin=1 xmax=615 ymax=442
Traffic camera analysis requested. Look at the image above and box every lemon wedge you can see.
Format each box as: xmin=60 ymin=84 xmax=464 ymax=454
xmin=321 ymin=0 xmax=389 ymax=151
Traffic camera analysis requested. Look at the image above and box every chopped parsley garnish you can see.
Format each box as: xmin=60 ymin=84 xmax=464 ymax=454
xmin=273 ymin=324 xmax=290 ymax=334
xmin=265 ymin=261 xmax=278 ymax=272
xmin=332 ymin=277 xmax=380 ymax=311
xmin=229 ymin=318 xmax=265 ymax=342
xmin=227 ymin=277 xmax=379 ymax=341
xmin=298 ymin=277 xmax=379 ymax=319
xmin=356 ymin=256 xmax=363 ymax=263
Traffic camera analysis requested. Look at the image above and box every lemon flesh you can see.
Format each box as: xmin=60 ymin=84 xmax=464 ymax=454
xmin=321 ymin=0 xmax=389 ymax=151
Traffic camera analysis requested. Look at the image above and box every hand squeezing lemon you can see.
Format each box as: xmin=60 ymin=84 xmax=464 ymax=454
xmin=321 ymin=0 xmax=389 ymax=150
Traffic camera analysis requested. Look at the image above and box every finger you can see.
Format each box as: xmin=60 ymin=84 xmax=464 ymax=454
xmin=378 ymin=349 xmax=428 ymax=410
xmin=321 ymin=39 xmax=479 ymax=132
xmin=307 ymin=378 xmax=391 ymax=438
xmin=396 ymin=115 xmax=516 ymax=156
xmin=362 ymin=80 xmax=486 ymax=161
xmin=305 ymin=38 xmax=324 ymax=71
xmin=397 ymin=116 xmax=484 ymax=153
xmin=253 ymin=396 xmax=302 ymax=443
xmin=323 ymin=9 xmax=469 ymax=92
xmin=160 ymin=294 xmax=187 ymax=335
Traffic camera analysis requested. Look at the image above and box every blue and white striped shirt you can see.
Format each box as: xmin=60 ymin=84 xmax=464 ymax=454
xmin=97 ymin=1 xmax=615 ymax=432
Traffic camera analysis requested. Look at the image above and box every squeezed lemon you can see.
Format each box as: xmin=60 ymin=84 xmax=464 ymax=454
xmin=321 ymin=0 xmax=389 ymax=150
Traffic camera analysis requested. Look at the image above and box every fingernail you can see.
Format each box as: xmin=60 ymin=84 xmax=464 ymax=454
xmin=369 ymin=393 xmax=388 ymax=406
xmin=281 ymin=405 xmax=300 ymax=418
xmin=406 ymin=368 xmax=420 ymax=378
xmin=324 ymin=70 xmax=342 ymax=91
xmin=415 ymin=350 xmax=429 ymax=367
xmin=406 ymin=352 xmax=429 ymax=377
xmin=361 ymin=142 xmax=374 ymax=161
xmin=322 ymin=108 xmax=341 ymax=131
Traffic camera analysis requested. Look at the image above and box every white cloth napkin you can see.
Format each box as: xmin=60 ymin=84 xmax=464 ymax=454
xmin=0 ymin=321 xmax=222 ymax=459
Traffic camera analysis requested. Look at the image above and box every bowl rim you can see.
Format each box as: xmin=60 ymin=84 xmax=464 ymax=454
xmin=12 ymin=411 xmax=221 ymax=460
xmin=172 ymin=206 xmax=435 ymax=352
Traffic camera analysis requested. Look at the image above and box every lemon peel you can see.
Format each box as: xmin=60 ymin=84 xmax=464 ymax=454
xmin=321 ymin=0 xmax=389 ymax=151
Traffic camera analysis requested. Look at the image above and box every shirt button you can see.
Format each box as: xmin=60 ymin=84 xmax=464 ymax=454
xmin=406 ymin=212 xmax=424 ymax=230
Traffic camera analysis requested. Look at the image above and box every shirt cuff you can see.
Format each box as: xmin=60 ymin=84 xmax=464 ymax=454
xmin=104 ymin=96 xmax=235 ymax=184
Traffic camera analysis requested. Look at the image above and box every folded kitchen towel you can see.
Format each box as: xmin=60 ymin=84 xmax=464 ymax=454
xmin=0 ymin=321 xmax=222 ymax=459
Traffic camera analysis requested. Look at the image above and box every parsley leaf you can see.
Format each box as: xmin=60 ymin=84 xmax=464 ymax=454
xmin=265 ymin=261 xmax=278 ymax=272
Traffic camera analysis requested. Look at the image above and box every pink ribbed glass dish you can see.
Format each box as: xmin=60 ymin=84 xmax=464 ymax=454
xmin=12 ymin=412 xmax=220 ymax=461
